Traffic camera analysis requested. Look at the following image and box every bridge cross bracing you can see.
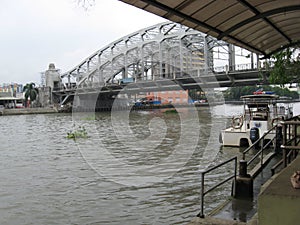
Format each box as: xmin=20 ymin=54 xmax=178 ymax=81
xmin=57 ymin=22 xmax=264 ymax=105
xmin=61 ymin=22 xmax=261 ymax=87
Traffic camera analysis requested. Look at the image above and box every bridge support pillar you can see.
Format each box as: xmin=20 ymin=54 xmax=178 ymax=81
xmin=234 ymin=160 xmax=253 ymax=198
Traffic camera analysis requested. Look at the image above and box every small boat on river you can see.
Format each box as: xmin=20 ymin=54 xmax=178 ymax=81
xmin=220 ymin=92 xmax=293 ymax=147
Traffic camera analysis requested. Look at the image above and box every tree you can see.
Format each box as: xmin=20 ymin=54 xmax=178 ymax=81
xmin=224 ymin=86 xmax=257 ymax=100
xmin=23 ymin=83 xmax=39 ymax=107
xmin=224 ymin=85 xmax=299 ymax=100
xmin=269 ymin=47 xmax=300 ymax=86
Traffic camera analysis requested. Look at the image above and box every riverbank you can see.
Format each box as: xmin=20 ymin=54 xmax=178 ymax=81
xmin=188 ymin=154 xmax=300 ymax=225
xmin=0 ymin=103 xmax=218 ymax=115
xmin=225 ymin=99 xmax=300 ymax=105
xmin=1 ymin=98 xmax=299 ymax=114
xmin=0 ymin=107 xmax=58 ymax=116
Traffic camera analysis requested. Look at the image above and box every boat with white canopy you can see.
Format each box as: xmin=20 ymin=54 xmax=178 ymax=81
xmin=220 ymin=92 xmax=293 ymax=147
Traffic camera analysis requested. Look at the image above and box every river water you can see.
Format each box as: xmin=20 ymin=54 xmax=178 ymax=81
xmin=1 ymin=103 xmax=299 ymax=225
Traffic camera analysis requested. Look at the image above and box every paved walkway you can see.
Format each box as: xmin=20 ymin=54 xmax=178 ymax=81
xmin=187 ymin=216 xmax=247 ymax=225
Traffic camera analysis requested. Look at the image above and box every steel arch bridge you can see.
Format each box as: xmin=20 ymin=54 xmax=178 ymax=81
xmin=61 ymin=22 xmax=232 ymax=86
xmin=57 ymin=22 xmax=264 ymax=105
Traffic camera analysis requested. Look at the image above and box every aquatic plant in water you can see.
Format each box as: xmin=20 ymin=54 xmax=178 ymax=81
xmin=67 ymin=126 xmax=88 ymax=139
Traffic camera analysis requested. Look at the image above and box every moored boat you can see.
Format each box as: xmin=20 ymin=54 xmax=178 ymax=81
xmin=220 ymin=92 xmax=293 ymax=147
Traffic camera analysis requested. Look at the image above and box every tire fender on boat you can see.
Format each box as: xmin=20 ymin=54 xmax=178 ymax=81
xmin=232 ymin=116 xmax=243 ymax=129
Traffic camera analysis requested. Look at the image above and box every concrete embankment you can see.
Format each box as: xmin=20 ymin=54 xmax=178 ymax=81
xmin=188 ymin=155 xmax=300 ymax=225
xmin=1 ymin=107 xmax=58 ymax=116
xmin=187 ymin=216 xmax=248 ymax=225
xmin=258 ymin=155 xmax=300 ymax=225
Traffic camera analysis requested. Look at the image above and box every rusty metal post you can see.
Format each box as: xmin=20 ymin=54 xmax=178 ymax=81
xmin=261 ymin=137 xmax=264 ymax=167
xmin=288 ymin=122 xmax=291 ymax=141
xmin=275 ymin=125 xmax=283 ymax=154
xmin=235 ymin=160 xmax=253 ymax=198
xmin=283 ymin=148 xmax=287 ymax=168
xmin=239 ymin=160 xmax=247 ymax=177
xmin=293 ymin=124 xmax=297 ymax=160
xmin=199 ymin=172 xmax=205 ymax=218
xmin=282 ymin=122 xmax=287 ymax=167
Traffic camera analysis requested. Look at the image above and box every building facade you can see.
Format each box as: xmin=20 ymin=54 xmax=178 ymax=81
xmin=147 ymin=90 xmax=189 ymax=105
xmin=0 ymin=83 xmax=23 ymax=97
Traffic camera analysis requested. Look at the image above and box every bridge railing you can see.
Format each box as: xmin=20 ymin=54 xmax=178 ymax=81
xmin=212 ymin=62 xmax=272 ymax=73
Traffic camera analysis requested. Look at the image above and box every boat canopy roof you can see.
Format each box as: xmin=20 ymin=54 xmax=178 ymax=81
xmin=241 ymin=94 xmax=279 ymax=100
xmin=241 ymin=94 xmax=279 ymax=109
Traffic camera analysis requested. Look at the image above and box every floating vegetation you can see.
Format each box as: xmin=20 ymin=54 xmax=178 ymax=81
xmin=67 ymin=126 xmax=88 ymax=139
xmin=164 ymin=109 xmax=178 ymax=114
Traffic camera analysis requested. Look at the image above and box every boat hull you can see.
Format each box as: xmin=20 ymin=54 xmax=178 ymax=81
xmin=221 ymin=129 xmax=250 ymax=147
xmin=221 ymin=126 xmax=276 ymax=147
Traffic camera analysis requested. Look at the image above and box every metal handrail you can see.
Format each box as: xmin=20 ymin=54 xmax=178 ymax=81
xmin=281 ymin=119 xmax=300 ymax=167
xmin=199 ymin=156 xmax=237 ymax=218
xmin=242 ymin=124 xmax=277 ymax=160
xmin=281 ymin=120 xmax=300 ymax=144
xmin=247 ymin=137 xmax=274 ymax=167
xmin=271 ymin=149 xmax=298 ymax=175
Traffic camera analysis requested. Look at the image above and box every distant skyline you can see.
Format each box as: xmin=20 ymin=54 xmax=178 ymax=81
xmin=0 ymin=0 xmax=165 ymax=85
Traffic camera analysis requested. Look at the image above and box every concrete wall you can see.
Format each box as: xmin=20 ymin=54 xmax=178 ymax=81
xmin=38 ymin=86 xmax=51 ymax=107
xmin=258 ymin=156 xmax=300 ymax=225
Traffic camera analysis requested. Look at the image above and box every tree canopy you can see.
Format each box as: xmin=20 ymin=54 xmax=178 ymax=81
xmin=23 ymin=82 xmax=39 ymax=106
xmin=224 ymin=85 xmax=299 ymax=101
xmin=269 ymin=47 xmax=300 ymax=86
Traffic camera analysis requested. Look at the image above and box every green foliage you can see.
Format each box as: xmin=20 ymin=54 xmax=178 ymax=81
xmin=67 ymin=126 xmax=88 ymax=139
xmin=189 ymin=89 xmax=206 ymax=100
xmin=224 ymin=85 xmax=299 ymax=100
xmin=23 ymin=82 xmax=38 ymax=102
xmin=224 ymin=86 xmax=256 ymax=100
xmin=269 ymin=47 xmax=300 ymax=86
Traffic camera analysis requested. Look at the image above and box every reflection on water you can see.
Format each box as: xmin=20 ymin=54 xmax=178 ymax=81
xmin=0 ymin=103 xmax=299 ymax=224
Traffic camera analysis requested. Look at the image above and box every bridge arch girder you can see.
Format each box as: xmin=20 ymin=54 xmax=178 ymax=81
xmin=61 ymin=22 xmax=231 ymax=89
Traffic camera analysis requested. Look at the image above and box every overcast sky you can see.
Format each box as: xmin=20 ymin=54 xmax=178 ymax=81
xmin=0 ymin=0 xmax=166 ymax=85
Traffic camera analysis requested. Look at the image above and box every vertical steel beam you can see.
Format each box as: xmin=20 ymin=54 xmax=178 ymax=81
xmin=204 ymin=36 xmax=208 ymax=75
xmin=228 ymin=44 xmax=235 ymax=71
xmin=141 ymin=44 xmax=145 ymax=81
xmin=159 ymin=40 xmax=163 ymax=79
xmin=180 ymin=39 xmax=183 ymax=77
xmin=87 ymin=60 xmax=90 ymax=73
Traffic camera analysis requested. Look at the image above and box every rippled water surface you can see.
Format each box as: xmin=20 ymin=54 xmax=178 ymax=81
xmin=0 ymin=103 xmax=299 ymax=224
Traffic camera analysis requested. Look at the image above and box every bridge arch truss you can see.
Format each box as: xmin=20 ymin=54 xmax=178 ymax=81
xmin=61 ymin=22 xmax=232 ymax=89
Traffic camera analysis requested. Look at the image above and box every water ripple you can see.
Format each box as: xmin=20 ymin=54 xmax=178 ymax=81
xmin=0 ymin=105 xmax=251 ymax=225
